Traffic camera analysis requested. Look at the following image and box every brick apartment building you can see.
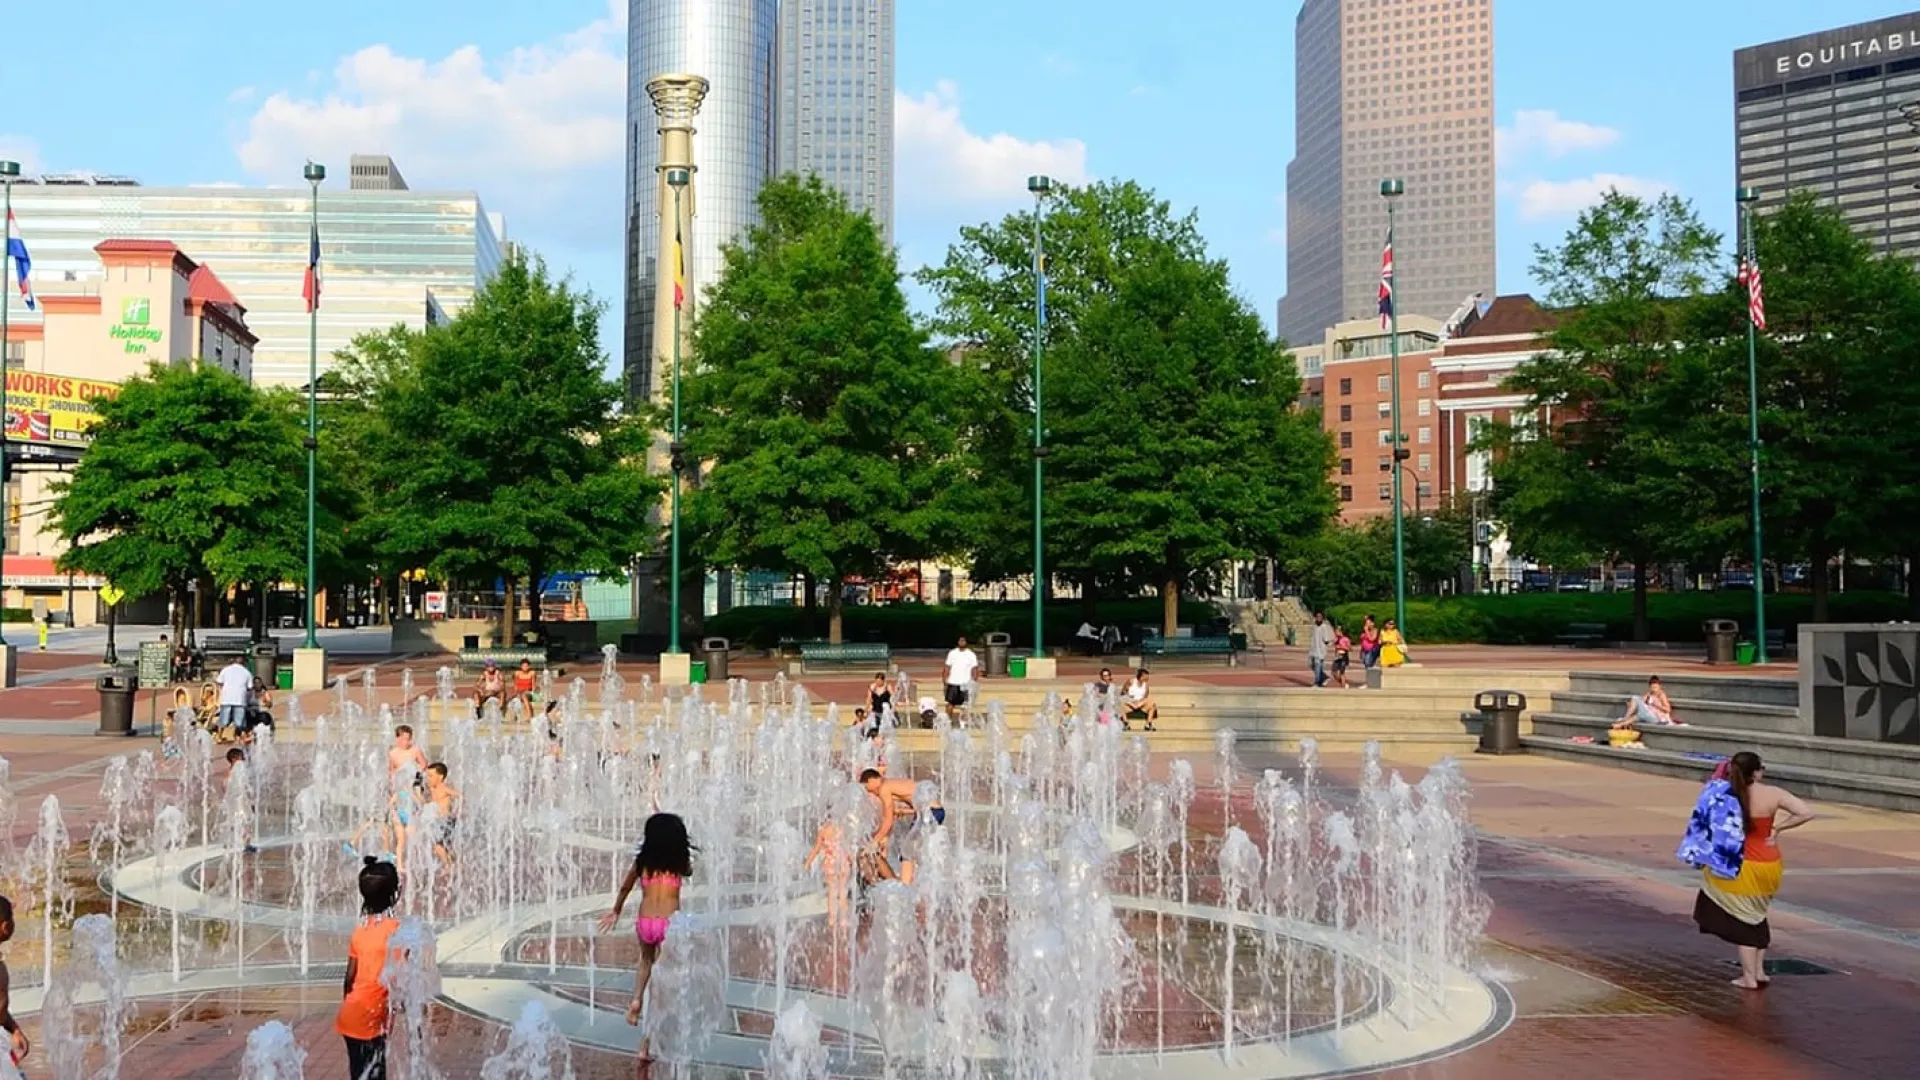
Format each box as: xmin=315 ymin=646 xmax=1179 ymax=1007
xmin=1295 ymin=294 xmax=1556 ymax=524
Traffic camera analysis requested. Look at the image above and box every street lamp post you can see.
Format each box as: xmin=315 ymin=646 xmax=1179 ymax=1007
xmin=1028 ymin=175 xmax=1052 ymax=658
xmin=667 ymin=167 xmax=689 ymax=656
xmin=1738 ymin=186 xmax=1769 ymax=663
xmin=0 ymin=158 xmax=19 ymax=654
xmin=302 ymin=162 xmax=325 ymax=650
xmin=1381 ymin=179 xmax=1408 ymax=635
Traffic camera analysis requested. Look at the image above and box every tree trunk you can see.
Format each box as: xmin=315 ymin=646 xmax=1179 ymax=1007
xmin=1810 ymin=541 xmax=1832 ymax=624
xmin=827 ymin=579 xmax=845 ymax=644
xmin=250 ymin=583 xmax=267 ymax=640
xmin=1161 ymin=571 xmax=1181 ymax=640
xmin=802 ymin=573 xmax=818 ymax=637
xmin=501 ymin=575 xmax=519 ymax=647
xmin=1632 ymin=559 xmax=1649 ymax=642
xmin=529 ymin=569 xmax=546 ymax=627
xmin=1078 ymin=572 xmax=1098 ymax=622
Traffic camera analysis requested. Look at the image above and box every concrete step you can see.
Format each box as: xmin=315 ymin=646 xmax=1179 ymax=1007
xmin=1531 ymin=710 xmax=1920 ymax=782
xmin=1518 ymin=734 xmax=1920 ymax=814
xmin=1380 ymin=668 xmax=1572 ymax=694
xmin=1546 ymin=691 xmax=1803 ymax=734
xmin=1568 ymin=671 xmax=1798 ymax=709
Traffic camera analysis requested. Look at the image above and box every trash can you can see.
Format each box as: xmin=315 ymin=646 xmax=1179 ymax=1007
xmin=1474 ymin=689 xmax=1526 ymax=755
xmin=1703 ymin=619 xmax=1738 ymax=665
xmin=689 ymin=660 xmax=708 ymax=684
xmin=1009 ymin=655 xmax=1029 ymax=679
xmin=251 ymin=642 xmax=279 ymax=686
xmin=1735 ymin=640 xmax=1758 ymax=665
xmin=1284 ymin=626 xmax=1296 ymax=647
xmin=97 ymin=672 xmax=136 ymax=737
xmin=983 ymin=631 xmax=1012 ymax=677
xmin=276 ymin=668 xmax=294 ymax=691
xmin=700 ymin=637 xmax=731 ymax=682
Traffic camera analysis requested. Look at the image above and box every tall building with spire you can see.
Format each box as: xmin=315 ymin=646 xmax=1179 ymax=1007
xmin=776 ymin=0 xmax=896 ymax=241
xmin=624 ymin=0 xmax=779 ymax=401
xmin=1278 ymin=0 xmax=1497 ymax=348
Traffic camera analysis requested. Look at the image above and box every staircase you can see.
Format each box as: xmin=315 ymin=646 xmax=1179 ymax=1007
xmin=1525 ymin=671 xmax=1920 ymax=812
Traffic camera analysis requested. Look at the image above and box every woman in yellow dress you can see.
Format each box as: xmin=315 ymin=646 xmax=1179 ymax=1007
xmin=1378 ymin=619 xmax=1408 ymax=667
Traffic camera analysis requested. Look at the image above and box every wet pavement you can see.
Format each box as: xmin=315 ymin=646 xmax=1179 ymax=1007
xmin=4 ymin=732 xmax=1917 ymax=1077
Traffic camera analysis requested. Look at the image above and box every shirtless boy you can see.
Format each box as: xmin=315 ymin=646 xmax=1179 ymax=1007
xmin=388 ymin=726 xmax=429 ymax=871
xmin=860 ymin=768 xmax=933 ymax=886
xmin=423 ymin=762 xmax=460 ymax=866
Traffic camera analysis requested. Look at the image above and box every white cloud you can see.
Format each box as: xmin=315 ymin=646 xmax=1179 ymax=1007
xmin=895 ymin=81 xmax=1089 ymax=213
xmin=227 ymin=86 xmax=256 ymax=105
xmin=1497 ymin=109 xmax=1620 ymax=168
xmin=234 ymin=0 xmax=625 ymax=246
xmin=1515 ymin=173 xmax=1673 ymax=222
xmin=0 ymin=135 xmax=41 ymax=175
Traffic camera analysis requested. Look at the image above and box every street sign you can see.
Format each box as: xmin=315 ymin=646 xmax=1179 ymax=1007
xmin=137 ymin=641 xmax=169 ymax=689
xmin=101 ymin=584 xmax=126 ymax=606
xmin=424 ymin=591 xmax=448 ymax=616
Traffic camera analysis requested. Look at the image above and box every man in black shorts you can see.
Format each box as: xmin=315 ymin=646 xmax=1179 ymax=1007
xmin=942 ymin=635 xmax=979 ymax=722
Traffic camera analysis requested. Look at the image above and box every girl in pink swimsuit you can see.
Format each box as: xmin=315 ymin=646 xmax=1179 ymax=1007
xmin=596 ymin=812 xmax=694 ymax=1054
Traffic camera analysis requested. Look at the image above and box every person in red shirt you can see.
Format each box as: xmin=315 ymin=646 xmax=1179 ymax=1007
xmin=336 ymin=858 xmax=401 ymax=1080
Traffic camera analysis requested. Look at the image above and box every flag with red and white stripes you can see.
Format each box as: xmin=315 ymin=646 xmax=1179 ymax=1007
xmin=1377 ymin=229 xmax=1394 ymax=328
xmin=1738 ymin=257 xmax=1766 ymax=331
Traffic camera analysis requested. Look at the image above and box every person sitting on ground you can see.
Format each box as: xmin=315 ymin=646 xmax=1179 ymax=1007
xmin=242 ymin=678 xmax=275 ymax=743
xmin=1613 ymin=675 xmax=1681 ymax=730
xmin=168 ymin=636 xmax=196 ymax=683
xmin=195 ymin=683 xmax=221 ymax=733
xmin=1123 ymin=668 xmax=1159 ymax=731
xmin=511 ymin=659 xmax=539 ymax=719
xmin=1379 ymin=619 xmax=1408 ymax=668
xmin=917 ymin=696 xmax=940 ymax=728
xmin=472 ymin=660 xmax=508 ymax=716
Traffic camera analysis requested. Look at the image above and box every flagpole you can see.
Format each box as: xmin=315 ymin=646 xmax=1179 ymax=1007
xmin=303 ymin=162 xmax=324 ymax=650
xmin=1739 ymin=186 xmax=1767 ymax=664
xmin=666 ymin=168 xmax=688 ymax=656
xmin=1381 ymin=179 xmax=1407 ymax=637
xmin=0 ymin=159 xmax=19 ymax=651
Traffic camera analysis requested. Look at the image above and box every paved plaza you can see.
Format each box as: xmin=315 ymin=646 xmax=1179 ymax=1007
xmin=0 ymin=636 xmax=1913 ymax=1078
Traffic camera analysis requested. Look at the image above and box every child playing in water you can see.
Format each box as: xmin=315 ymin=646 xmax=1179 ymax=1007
xmin=0 ymin=896 xmax=27 ymax=1077
xmin=805 ymin=820 xmax=853 ymax=938
xmin=163 ymin=687 xmax=193 ymax=760
xmin=596 ymin=812 xmax=694 ymax=1061
xmin=423 ymin=763 xmax=459 ymax=867
xmin=336 ymin=858 xmax=401 ymax=1080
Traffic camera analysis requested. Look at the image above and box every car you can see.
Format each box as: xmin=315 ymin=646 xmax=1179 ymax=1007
xmin=1558 ymin=573 xmax=1594 ymax=593
xmin=1721 ymin=570 xmax=1756 ymax=590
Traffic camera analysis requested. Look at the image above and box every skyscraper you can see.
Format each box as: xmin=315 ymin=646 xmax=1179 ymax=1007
xmin=1735 ymin=13 xmax=1920 ymax=259
xmin=625 ymin=0 xmax=779 ymax=401
xmin=776 ymin=0 xmax=896 ymax=241
xmin=1278 ymin=0 xmax=1496 ymax=348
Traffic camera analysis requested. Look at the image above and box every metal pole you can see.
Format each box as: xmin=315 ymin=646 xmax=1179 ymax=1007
xmin=1031 ymin=184 xmax=1048 ymax=656
xmin=303 ymin=166 xmax=322 ymax=649
xmin=668 ymin=181 xmax=684 ymax=656
xmin=1385 ymin=197 xmax=1407 ymax=634
xmin=1742 ymin=198 xmax=1769 ymax=664
xmin=1 ymin=168 xmax=13 ymax=643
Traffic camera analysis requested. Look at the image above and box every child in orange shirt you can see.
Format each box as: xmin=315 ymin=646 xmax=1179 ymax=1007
xmin=336 ymin=857 xmax=401 ymax=1080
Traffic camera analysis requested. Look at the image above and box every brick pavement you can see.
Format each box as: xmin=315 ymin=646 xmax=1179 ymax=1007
xmin=4 ymin=705 xmax=1916 ymax=1077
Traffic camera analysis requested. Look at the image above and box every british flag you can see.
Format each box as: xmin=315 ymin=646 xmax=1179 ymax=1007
xmin=1377 ymin=229 xmax=1394 ymax=328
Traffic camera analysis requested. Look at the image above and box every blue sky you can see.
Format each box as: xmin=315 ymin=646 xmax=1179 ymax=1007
xmin=2 ymin=0 xmax=1915 ymax=363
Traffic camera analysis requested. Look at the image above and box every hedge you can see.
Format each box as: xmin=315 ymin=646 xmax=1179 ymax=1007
xmin=705 ymin=599 xmax=1222 ymax=650
xmin=1325 ymin=591 xmax=1913 ymax=645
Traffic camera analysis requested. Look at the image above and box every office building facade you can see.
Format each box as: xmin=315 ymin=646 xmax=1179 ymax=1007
xmin=625 ymin=0 xmax=780 ymax=401
xmin=776 ymin=0 xmax=896 ymax=241
xmin=1278 ymin=0 xmax=1497 ymax=348
xmin=3 ymin=173 xmax=501 ymax=386
xmin=1735 ymin=13 xmax=1920 ymax=258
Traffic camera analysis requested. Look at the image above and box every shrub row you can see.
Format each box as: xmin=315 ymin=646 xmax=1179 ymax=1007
xmin=1324 ymin=591 xmax=1913 ymax=645
xmin=705 ymin=599 xmax=1220 ymax=650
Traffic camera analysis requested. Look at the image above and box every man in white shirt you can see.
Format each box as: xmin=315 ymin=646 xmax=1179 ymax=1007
xmin=942 ymin=636 xmax=980 ymax=721
xmin=215 ymin=657 xmax=253 ymax=740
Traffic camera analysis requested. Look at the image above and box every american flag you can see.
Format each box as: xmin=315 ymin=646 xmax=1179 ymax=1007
xmin=1738 ymin=256 xmax=1765 ymax=331
xmin=1377 ymin=229 xmax=1394 ymax=328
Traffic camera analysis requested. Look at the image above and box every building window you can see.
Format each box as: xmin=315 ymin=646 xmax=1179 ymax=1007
xmin=1339 ymin=377 xmax=1352 ymax=395
xmin=1378 ymin=483 xmax=1393 ymax=500
xmin=1340 ymin=458 xmax=1353 ymax=475
xmin=1417 ymin=481 xmax=1434 ymax=501
xmin=1419 ymin=426 xmax=1432 ymax=444
xmin=1340 ymin=430 xmax=1353 ymax=448
xmin=1418 ymin=399 xmax=1431 ymax=417
xmin=1418 ymin=370 xmax=1431 ymax=389
xmin=1339 ymin=404 xmax=1353 ymax=422
xmin=1418 ymin=452 xmax=1431 ymax=471
xmin=1341 ymin=485 xmax=1354 ymax=502
xmin=1378 ymin=455 xmax=1392 ymax=472
xmin=1377 ymin=401 xmax=1392 ymax=417
xmin=1377 ymin=374 xmax=1390 ymax=392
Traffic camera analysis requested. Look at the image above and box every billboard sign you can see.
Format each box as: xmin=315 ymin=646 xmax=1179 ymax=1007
xmin=3 ymin=371 xmax=121 ymax=448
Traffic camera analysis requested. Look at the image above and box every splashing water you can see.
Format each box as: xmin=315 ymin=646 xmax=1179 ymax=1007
xmin=478 ymin=1000 xmax=575 ymax=1080
xmin=239 ymin=1021 xmax=307 ymax=1080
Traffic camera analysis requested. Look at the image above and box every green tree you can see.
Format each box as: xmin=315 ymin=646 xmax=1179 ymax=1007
xmin=1488 ymin=191 xmax=1741 ymax=640
xmin=1733 ymin=191 xmax=1920 ymax=620
xmin=682 ymin=174 xmax=964 ymax=643
xmin=357 ymin=256 xmax=657 ymax=642
xmin=52 ymin=364 xmax=323 ymax=637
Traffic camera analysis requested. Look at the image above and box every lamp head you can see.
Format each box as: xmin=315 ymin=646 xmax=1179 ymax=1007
xmin=1736 ymin=186 xmax=1760 ymax=205
xmin=303 ymin=162 xmax=326 ymax=184
xmin=1379 ymin=179 xmax=1405 ymax=199
xmin=667 ymin=168 xmax=690 ymax=188
xmin=0 ymin=160 xmax=19 ymax=180
xmin=1027 ymin=175 xmax=1053 ymax=197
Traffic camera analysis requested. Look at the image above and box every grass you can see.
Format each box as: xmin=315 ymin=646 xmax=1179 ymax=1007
xmin=1325 ymin=591 xmax=1912 ymax=645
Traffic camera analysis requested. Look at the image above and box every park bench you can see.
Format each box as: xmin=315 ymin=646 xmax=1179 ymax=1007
xmin=1140 ymin=635 xmax=1239 ymax=665
xmin=798 ymin=641 xmax=892 ymax=673
xmin=1764 ymin=628 xmax=1788 ymax=657
xmin=456 ymin=647 xmax=550 ymax=673
xmin=1555 ymin=622 xmax=1607 ymax=647
xmin=199 ymin=635 xmax=256 ymax=669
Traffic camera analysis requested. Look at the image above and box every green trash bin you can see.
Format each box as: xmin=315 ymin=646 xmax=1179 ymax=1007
xmin=1009 ymin=655 xmax=1029 ymax=679
xmin=690 ymin=660 xmax=708 ymax=684
xmin=276 ymin=668 xmax=294 ymax=691
xmin=1734 ymin=641 xmax=1757 ymax=665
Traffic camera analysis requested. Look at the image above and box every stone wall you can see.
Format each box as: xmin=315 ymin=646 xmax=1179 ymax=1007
xmin=1799 ymin=623 xmax=1920 ymax=744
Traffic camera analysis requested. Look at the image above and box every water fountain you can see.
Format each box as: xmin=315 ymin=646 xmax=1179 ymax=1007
xmin=24 ymin=795 xmax=70 ymax=988
xmin=40 ymin=914 xmax=132 ymax=1080
xmin=479 ymin=1000 xmax=575 ymax=1080
xmin=239 ymin=1020 xmax=307 ymax=1080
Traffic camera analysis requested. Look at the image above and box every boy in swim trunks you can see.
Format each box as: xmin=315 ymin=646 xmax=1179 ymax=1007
xmin=861 ymin=768 xmax=935 ymax=886
xmin=423 ymin=763 xmax=459 ymax=867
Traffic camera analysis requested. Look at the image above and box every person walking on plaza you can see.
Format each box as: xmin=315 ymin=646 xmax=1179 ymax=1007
xmin=1308 ymin=612 xmax=1334 ymax=687
xmin=215 ymin=655 xmax=254 ymax=743
xmin=942 ymin=635 xmax=980 ymax=722
xmin=1682 ymin=752 xmax=1816 ymax=990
